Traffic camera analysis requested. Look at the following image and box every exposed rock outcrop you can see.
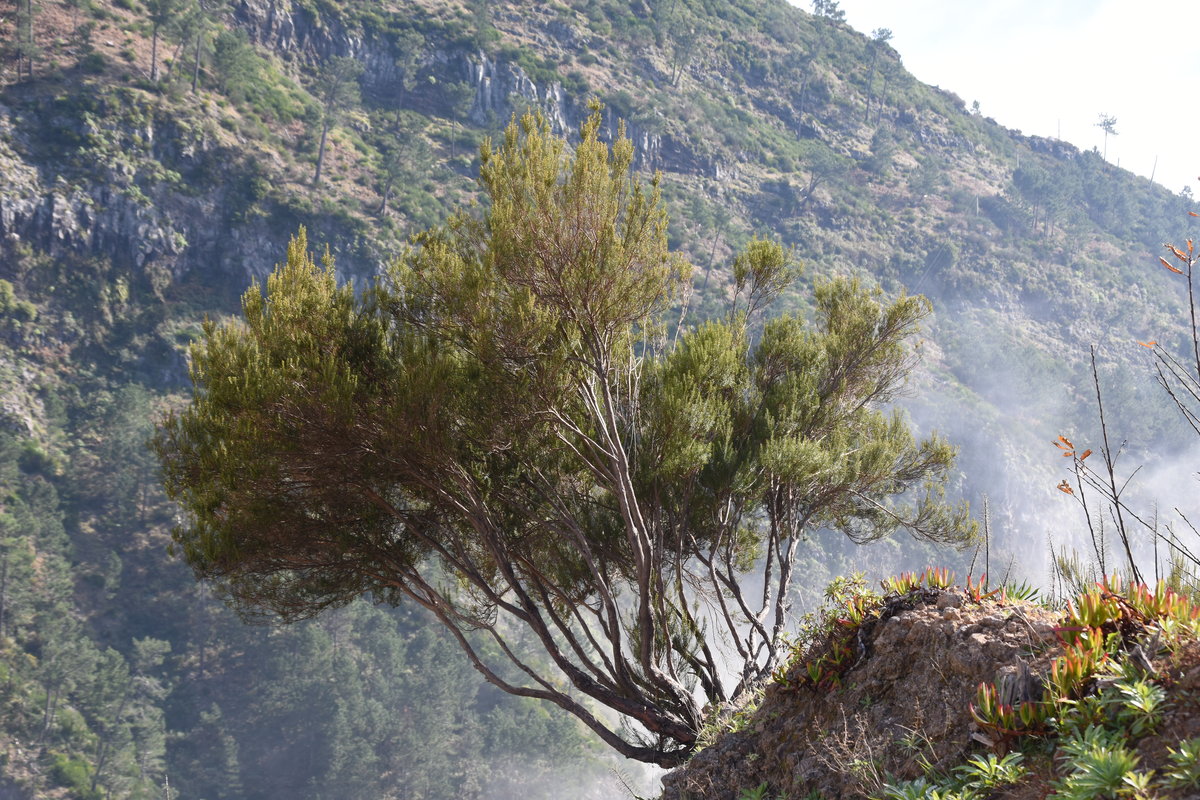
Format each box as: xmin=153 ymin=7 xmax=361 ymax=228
xmin=662 ymin=592 xmax=1061 ymax=800
xmin=230 ymin=0 xmax=675 ymax=173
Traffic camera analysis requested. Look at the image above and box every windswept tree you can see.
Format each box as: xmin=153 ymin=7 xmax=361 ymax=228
xmin=156 ymin=110 xmax=975 ymax=766
xmin=375 ymin=113 xmax=431 ymax=216
xmin=392 ymin=28 xmax=425 ymax=107
xmin=1012 ymin=164 xmax=1055 ymax=234
xmin=666 ymin=18 xmax=698 ymax=87
xmin=795 ymin=139 xmax=850 ymax=210
xmin=211 ymin=29 xmax=259 ymax=96
xmin=811 ymin=0 xmax=845 ymax=21
xmin=177 ymin=0 xmax=215 ymax=94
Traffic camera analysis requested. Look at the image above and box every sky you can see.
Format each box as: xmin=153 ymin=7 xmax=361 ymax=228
xmin=795 ymin=0 xmax=1200 ymax=195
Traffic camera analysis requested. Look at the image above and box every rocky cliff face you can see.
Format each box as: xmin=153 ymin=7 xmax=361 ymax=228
xmin=0 ymin=0 xmax=924 ymax=357
xmin=0 ymin=91 xmax=384 ymax=290
xmin=662 ymin=591 xmax=1061 ymax=799
xmin=231 ymin=0 xmax=683 ymax=172
xmin=0 ymin=100 xmax=189 ymax=276
xmin=0 ymin=0 xmax=670 ymax=299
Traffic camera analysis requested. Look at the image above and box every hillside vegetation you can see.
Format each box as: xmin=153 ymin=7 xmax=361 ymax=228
xmin=0 ymin=0 xmax=1197 ymax=797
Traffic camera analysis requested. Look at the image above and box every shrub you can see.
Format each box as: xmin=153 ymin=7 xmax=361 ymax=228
xmin=78 ymin=52 xmax=108 ymax=74
xmin=48 ymin=752 xmax=100 ymax=799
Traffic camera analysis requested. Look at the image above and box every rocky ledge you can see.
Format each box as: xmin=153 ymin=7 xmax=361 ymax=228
xmin=662 ymin=590 xmax=1062 ymax=799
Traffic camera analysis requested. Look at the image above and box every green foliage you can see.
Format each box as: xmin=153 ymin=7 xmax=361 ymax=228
xmin=876 ymin=753 xmax=1026 ymax=799
xmin=876 ymin=778 xmax=971 ymax=800
xmin=210 ymin=29 xmax=306 ymax=123
xmin=0 ymin=279 xmax=37 ymax=323
xmin=1163 ymin=737 xmax=1200 ymax=789
xmin=1045 ymin=633 xmax=1110 ymax=705
xmin=878 ymin=567 xmax=956 ymax=596
xmin=969 ymin=680 xmax=1054 ymax=739
xmin=738 ymin=783 xmax=781 ymax=800
xmin=1054 ymin=725 xmax=1149 ymax=800
xmin=1106 ymin=673 xmax=1165 ymax=737
xmin=694 ymin=689 xmax=763 ymax=752
xmin=49 ymin=751 xmax=101 ymax=799
xmin=880 ymin=571 xmax=922 ymax=595
xmin=953 ymin=752 xmax=1027 ymax=792
xmin=1000 ymin=579 xmax=1042 ymax=604
xmin=773 ymin=573 xmax=882 ymax=690
xmin=157 ymin=109 xmax=970 ymax=765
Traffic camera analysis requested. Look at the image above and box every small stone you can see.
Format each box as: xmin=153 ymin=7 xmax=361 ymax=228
xmin=968 ymin=632 xmax=989 ymax=648
xmin=942 ymin=607 xmax=961 ymax=621
xmin=1031 ymin=622 xmax=1058 ymax=641
xmin=936 ymin=592 xmax=963 ymax=609
xmin=1179 ymin=665 xmax=1200 ymax=691
xmin=979 ymin=615 xmax=1006 ymax=627
xmin=949 ymin=647 xmax=982 ymax=675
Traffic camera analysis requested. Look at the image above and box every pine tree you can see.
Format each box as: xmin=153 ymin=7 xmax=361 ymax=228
xmin=311 ymin=57 xmax=363 ymax=186
xmin=145 ymin=0 xmax=185 ymax=82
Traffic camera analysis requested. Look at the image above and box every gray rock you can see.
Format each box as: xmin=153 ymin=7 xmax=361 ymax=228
xmin=936 ymin=592 xmax=963 ymax=609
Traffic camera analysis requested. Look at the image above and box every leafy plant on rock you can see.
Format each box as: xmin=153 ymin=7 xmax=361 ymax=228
xmin=1163 ymin=737 xmax=1200 ymax=789
xmin=773 ymin=573 xmax=883 ymax=691
xmin=1054 ymin=725 xmax=1150 ymax=800
xmin=953 ymin=752 xmax=1027 ymax=793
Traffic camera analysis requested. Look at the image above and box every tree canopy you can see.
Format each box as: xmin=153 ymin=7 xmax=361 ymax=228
xmin=156 ymin=109 xmax=974 ymax=766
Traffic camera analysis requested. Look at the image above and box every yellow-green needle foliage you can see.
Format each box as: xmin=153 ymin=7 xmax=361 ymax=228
xmin=156 ymin=109 xmax=974 ymax=767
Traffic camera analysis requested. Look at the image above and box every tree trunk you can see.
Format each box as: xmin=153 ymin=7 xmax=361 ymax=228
xmin=23 ymin=0 xmax=35 ymax=80
xmin=150 ymin=23 xmax=160 ymax=82
xmin=164 ymin=36 xmax=186 ymax=81
xmin=314 ymin=116 xmax=331 ymax=186
xmin=191 ymin=31 xmax=202 ymax=93
xmin=795 ymin=72 xmax=810 ymax=130
xmin=378 ymin=179 xmax=393 ymax=215
xmin=864 ymin=51 xmax=878 ymax=123
xmin=39 ymin=685 xmax=58 ymax=743
xmin=0 ymin=552 xmax=8 ymax=641
xmin=876 ymin=71 xmax=891 ymax=125
xmin=700 ymin=229 xmax=723 ymax=291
